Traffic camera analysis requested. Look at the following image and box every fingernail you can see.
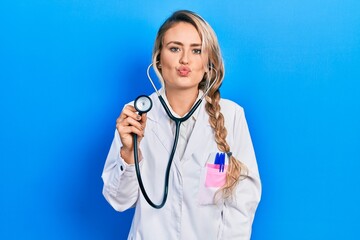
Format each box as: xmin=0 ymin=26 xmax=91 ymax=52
xmin=137 ymin=115 xmax=141 ymax=120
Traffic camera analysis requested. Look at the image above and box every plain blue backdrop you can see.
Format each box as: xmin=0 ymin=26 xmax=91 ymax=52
xmin=1 ymin=0 xmax=359 ymax=239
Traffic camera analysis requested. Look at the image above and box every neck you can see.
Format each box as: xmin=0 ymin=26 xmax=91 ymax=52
xmin=165 ymin=88 xmax=199 ymax=117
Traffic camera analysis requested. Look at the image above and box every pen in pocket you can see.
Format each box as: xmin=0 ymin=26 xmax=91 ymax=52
xmin=214 ymin=152 xmax=225 ymax=172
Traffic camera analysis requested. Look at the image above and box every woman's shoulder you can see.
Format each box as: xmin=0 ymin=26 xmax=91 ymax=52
xmin=219 ymin=98 xmax=247 ymax=131
xmin=219 ymin=98 xmax=244 ymax=115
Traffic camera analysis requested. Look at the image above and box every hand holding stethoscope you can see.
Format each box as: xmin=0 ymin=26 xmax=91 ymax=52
xmin=115 ymin=63 xmax=217 ymax=209
xmin=116 ymin=104 xmax=148 ymax=164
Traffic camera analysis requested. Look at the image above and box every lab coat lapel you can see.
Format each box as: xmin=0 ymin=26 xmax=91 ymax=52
xmin=182 ymin=101 xmax=213 ymax=161
xmin=146 ymin=92 xmax=213 ymax=162
xmin=151 ymin=122 xmax=173 ymax=154
xmin=147 ymin=93 xmax=173 ymax=154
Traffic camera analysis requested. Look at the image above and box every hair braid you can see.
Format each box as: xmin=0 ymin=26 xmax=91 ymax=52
xmin=205 ymin=90 xmax=248 ymax=200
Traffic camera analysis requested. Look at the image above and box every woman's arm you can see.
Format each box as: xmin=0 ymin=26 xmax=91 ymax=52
xmin=222 ymin=105 xmax=262 ymax=239
xmin=102 ymin=131 xmax=140 ymax=212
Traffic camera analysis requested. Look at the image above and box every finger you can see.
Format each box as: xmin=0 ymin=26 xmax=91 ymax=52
xmin=117 ymin=105 xmax=140 ymax=122
xmin=122 ymin=107 xmax=141 ymax=121
xmin=139 ymin=113 xmax=147 ymax=128
xmin=120 ymin=116 xmax=143 ymax=129
xmin=140 ymin=113 xmax=147 ymax=122
xmin=116 ymin=116 xmax=144 ymax=133
xmin=117 ymin=125 xmax=144 ymax=137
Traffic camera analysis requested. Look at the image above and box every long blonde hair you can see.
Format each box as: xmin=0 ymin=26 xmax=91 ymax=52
xmin=152 ymin=10 xmax=248 ymax=199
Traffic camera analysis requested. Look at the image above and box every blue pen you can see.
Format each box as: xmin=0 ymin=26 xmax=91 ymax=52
xmin=214 ymin=152 xmax=220 ymax=165
xmin=219 ymin=153 xmax=225 ymax=172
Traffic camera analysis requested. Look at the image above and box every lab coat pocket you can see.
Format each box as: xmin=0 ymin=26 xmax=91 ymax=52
xmin=198 ymin=154 xmax=228 ymax=205
xmin=205 ymin=163 xmax=227 ymax=187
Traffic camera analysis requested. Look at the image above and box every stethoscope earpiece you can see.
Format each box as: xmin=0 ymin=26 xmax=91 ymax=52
xmin=134 ymin=95 xmax=152 ymax=115
xmin=208 ymin=62 xmax=215 ymax=71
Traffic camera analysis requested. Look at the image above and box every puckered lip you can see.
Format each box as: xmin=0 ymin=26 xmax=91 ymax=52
xmin=177 ymin=66 xmax=191 ymax=76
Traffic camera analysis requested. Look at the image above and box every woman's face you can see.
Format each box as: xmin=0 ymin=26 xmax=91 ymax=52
xmin=159 ymin=22 xmax=208 ymax=92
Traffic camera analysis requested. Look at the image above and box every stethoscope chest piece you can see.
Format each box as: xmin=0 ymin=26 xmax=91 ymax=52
xmin=134 ymin=95 xmax=152 ymax=114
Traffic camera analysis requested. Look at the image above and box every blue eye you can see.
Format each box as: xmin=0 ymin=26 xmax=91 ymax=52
xmin=193 ymin=49 xmax=201 ymax=54
xmin=170 ymin=47 xmax=180 ymax=52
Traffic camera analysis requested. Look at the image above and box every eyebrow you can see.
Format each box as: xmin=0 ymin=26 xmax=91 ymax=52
xmin=165 ymin=41 xmax=202 ymax=47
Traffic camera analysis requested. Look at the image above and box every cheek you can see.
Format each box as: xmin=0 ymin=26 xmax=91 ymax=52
xmin=159 ymin=52 xmax=174 ymax=68
xmin=158 ymin=55 xmax=172 ymax=82
xmin=197 ymin=55 xmax=209 ymax=71
xmin=194 ymin=61 xmax=208 ymax=75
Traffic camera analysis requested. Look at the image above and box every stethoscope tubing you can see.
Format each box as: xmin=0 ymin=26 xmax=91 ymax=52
xmin=133 ymin=118 xmax=181 ymax=209
xmin=133 ymin=63 xmax=217 ymax=209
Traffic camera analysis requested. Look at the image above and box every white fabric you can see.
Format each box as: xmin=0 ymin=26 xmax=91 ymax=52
xmin=160 ymin=89 xmax=200 ymax=160
xmin=102 ymin=91 xmax=261 ymax=240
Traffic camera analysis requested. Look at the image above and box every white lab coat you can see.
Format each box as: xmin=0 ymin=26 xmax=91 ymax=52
xmin=102 ymin=91 xmax=261 ymax=240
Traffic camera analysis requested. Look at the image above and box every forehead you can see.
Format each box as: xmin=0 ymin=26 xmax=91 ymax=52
xmin=163 ymin=22 xmax=202 ymax=44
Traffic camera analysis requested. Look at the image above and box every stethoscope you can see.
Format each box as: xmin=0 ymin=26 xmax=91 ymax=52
xmin=132 ymin=63 xmax=218 ymax=209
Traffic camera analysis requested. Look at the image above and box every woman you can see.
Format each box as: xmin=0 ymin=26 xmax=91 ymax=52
xmin=102 ymin=10 xmax=261 ymax=239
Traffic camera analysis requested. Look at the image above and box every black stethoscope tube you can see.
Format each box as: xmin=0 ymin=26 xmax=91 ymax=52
xmin=133 ymin=63 xmax=217 ymax=209
xmin=133 ymin=96 xmax=203 ymax=209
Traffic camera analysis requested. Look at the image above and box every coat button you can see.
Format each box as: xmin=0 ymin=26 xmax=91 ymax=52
xmin=120 ymin=165 xmax=124 ymax=171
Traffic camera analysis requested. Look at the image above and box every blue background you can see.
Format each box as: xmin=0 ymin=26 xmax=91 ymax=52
xmin=1 ymin=0 xmax=359 ymax=239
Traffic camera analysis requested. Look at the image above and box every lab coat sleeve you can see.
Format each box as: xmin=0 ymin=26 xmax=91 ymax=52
xmin=222 ymin=106 xmax=262 ymax=239
xmin=101 ymin=130 xmax=140 ymax=212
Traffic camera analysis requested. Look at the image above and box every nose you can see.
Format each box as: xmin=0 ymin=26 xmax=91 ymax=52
xmin=179 ymin=51 xmax=189 ymax=65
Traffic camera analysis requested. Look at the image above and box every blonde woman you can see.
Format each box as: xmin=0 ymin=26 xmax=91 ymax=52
xmin=102 ymin=10 xmax=261 ymax=239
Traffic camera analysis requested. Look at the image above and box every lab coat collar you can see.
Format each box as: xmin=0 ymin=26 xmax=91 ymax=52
xmin=146 ymin=88 xmax=212 ymax=162
xmin=146 ymin=88 xmax=203 ymax=123
xmin=159 ymin=88 xmax=203 ymax=121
